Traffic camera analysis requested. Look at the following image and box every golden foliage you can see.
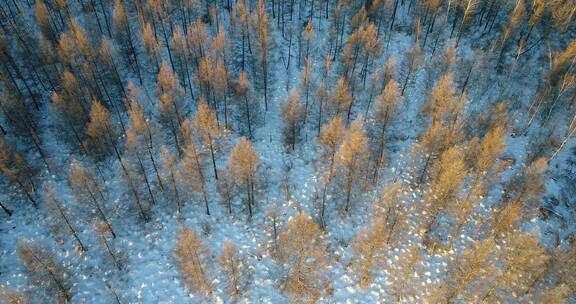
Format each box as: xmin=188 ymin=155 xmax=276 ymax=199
xmin=276 ymin=212 xmax=329 ymax=301
xmin=174 ymin=228 xmax=212 ymax=296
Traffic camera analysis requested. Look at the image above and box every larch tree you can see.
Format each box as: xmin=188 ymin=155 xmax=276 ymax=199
xmin=177 ymin=120 xmax=211 ymax=215
xmin=213 ymin=57 xmax=230 ymax=128
xmin=276 ymin=212 xmax=329 ymax=302
xmin=44 ymin=184 xmax=86 ymax=252
xmin=18 ymin=240 xmax=71 ymax=302
xmin=142 ymin=22 xmax=161 ymax=73
xmin=282 ymin=87 xmax=303 ymax=151
xmin=0 ymin=285 xmax=28 ymax=304
xmin=174 ymin=227 xmax=212 ymax=297
xmin=219 ymin=240 xmax=248 ymax=301
xmin=193 ymin=101 xmax=224 ymax=180
xmin=300 ymin=57 xmax=314 ymax=129
xmin=350 ymin=216 xmax=387 ymax=288
xmin=387 ymin=244 xmax=422 ymax=302
xmin=251 ymin=0 xmax=271 ymax=110
xmin=228 ymin=138 xmax=260 ymax=218
xmin=126 ymin=84 xmax=164 ymax=193
xmin=68 ymin=160 xmax=116 ymax=238
xmin=0 ymin=135 xmax=38 ymax=207
xmin=171 ymin=26 xmax=194 ymax=98
xmin=236 ymin=71 xmax=254 ymax=139
xmin=371 ymin=79 xmax=401 ymax=184
xmin=112 ymin=0 xmax=143 ymax=84
xmin=160 ymin=145 xmax=181 ymax=214
xmin=157 ymin=62 xmax=186 ymax=155
xmin=442 ymin=237 xmax=500 ymax=302
xmin=421 ymin=144 xmax=467 ymax=246
xmin=335 ymin=117 xmax=368 ymax=212
xmin=329 ymin=76 xmax=353 ymax=118
xmin=317 ymin=116 xmax=345 ymax=226
xmin=400 ymin=43 xmax=423 ymax=96
xmin=481 ymin=231 xmax=548 ymax=302
xmin=85 ymin=99 xmax=116 ymax=159
xmin=94 ymin=220 xmax=122 ymax=271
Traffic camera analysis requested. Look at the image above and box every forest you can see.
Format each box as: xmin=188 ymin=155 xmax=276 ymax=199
xmin=0 ymin=0 xmax=575 ymax=302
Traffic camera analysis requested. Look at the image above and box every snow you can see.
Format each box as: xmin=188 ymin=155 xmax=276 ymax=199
xmin=0 ymin=0 xmax=575 ymax=303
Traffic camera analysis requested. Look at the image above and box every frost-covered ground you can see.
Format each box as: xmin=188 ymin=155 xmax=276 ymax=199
xmin=1 ymin=1 xmax=576 ymax=303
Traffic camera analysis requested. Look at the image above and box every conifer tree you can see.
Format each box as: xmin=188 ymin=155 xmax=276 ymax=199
xmin=351 ymin=216 xmax=387 ymax=287
xmin=174 ymin=227 xmax=212 ymax=296
xmin=282 ymin=88 xmax=303 ymax=150
xmin=442 ymin=237 xmax=499 ymax=302
xmin=421 ymin=144 xmax=467 ymax=244
xmin=401 ymin=43 xmax=423 ymax=96
xmin=157 ymin=63 xmax=186 ymax=154
xmin=44 ymin=184 xmax=86 ymax=252
xmin=219 ymin=240 xmax=248 ymax=301
xmin=317 ymin=117 xmax=344 ymax=226
xmin=228 ymin=138 xmax=260 ymax=218
xmin=213 ymin=57 xmax=230 ymax=128
xmin=160 ymin=145 xmax=181 ymax=214
xmin=335 ymin=117 xmax=368 ymax=212
xmin=251 ymin=0 xmax=271 ymax=110
xmin=276 ymin=212 xmax=329 ymax=301
xmin=329 ymin=76 xmax=353 ymax=117
xmin=371 ymin=79 xmax=401 ymax=184
xmin=481 ymin=231 xmax=548 ymax=302
xmin=193 ymin=101 xmax=224 ymax=180
xmin=0 ymin=285 xmax=28 ymax=304
xmin=300 ymin=57 xmax=314 ymax=128
xmin=142 ymin=22 xmax=161 ymax=73
xmin=171 ymin=26 xmax=194 ymax=97
xmin=94 ymin=220 xmax=121 ymax=270
xmin=18 ymin=240 xmax=71 ymax=302
xmin=113 ymin=0 xmax=143 ymax=84
xmin=178 ymin=124 xmax=211 ymax=215
xmin=388 ymin=244 xmax=422 ymax=302
xmin=236 ymin=71 xmax=254 ymax=139
xmin=126 ymin=84 xmax=164 ymax=192
xmin=0 ymin=135 xmax=37 ymax=207
xmin=68 ymin=160 xmax=116 ymax=238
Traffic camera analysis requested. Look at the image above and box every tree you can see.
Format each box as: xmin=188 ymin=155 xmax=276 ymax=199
xmin=481 ymin=231 xmax=548 ymax=302
xmin=174 ymin=227 xmax=212 ymax=296
xmin=371 ymin=79 xmax=401 ymax=184
xmin=177 ymin=127 xmax=211 ymax=215
xmin=44 ymin=184 xmax=86 ymax=252
xmin=300 ymin=57 xmax=314 ymax=129
xmin=317 ymin=117 xmax=345 ymax=226
xmin=228 ymin=138 xmax=260 ymax=218
xmin=85 ymin=99 xmax=115 ymax=159
xmin=219 ymin=240 xmax=248 ymax=301
xmin=335 ymin=117 xmax=368 ymax=212
xmin=401 ymin=43 xmax=423 ymax=96
xmin=276 ymin=212 xmax=329 ymax=301
xmin=421 ymin=144 xmax=467 ymax=245
xmin=213 ymin=57 xmax=230 ymax=128
xmin=141 ymin=22 xmax=161 ymax=73
xmin=0 ymin=135 xmax=37 ymax=206
xmin=236 ymin=71 xmax=254 ymax=139
xmin=68 ymin=160 xmax=116 ymax=238
xmin=387 ymin=244 xmax=422 ymax=302
xmin=126 ymin=84 xmax=164 ymax=192
xmin=0 ymin=285 xmax=28 ymax=304
xmin=350 ymin=216 xmax=387 ymax=287
xmin=193 ymin=101 xmax=224 ymax=180
xmin=329 ymin=76 xmax=352 ymax=117
xmin=160 ymin=145 xmax=181 ymax=214
xmin=94 ymin=220 xmax=122 ymax=271
xmin=282 ymin=88 xmax=303 ymax=150
xmin=18 ymin=240 xmax=71 ymax=302
xmin=157 ymin=63 xmax=186 ymax=155
xmin=112 ymin=0 xmax=143 ymax=84
xmin=251 ymin=0 xmax=271 ymax=110
xmin=442 ymin=237 xmax=499 ymax=302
